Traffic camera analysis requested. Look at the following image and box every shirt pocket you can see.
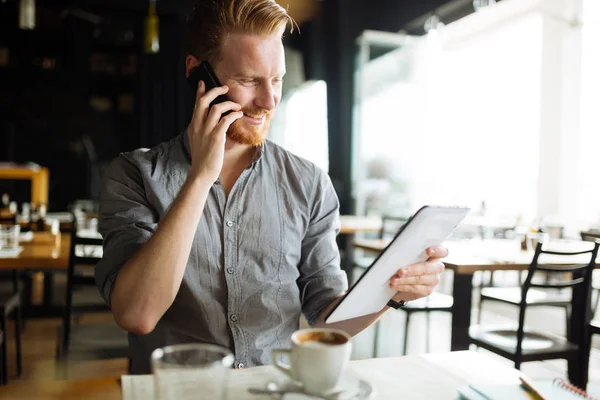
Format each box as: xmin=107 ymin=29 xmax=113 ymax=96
xmin=237 ymin=207 xmax=284 ymax=282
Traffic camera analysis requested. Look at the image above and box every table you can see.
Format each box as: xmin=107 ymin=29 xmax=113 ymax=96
xmin=0 ymin=351 xmax=526 ymax=399
xmin=0 ymin=232 xmax=71 ymax=317
xmin=0 ymin=232 xmax=70 ymax=271
xmin=0 ymin=376 xmax=121 ymax=399
xmin=338 ymin=215 xmax=382 ymax=279
xmin=0 ymin=165 xmax=49 ymax=208
xmin=339 ymin=215 xmax=382 ymax=235
xmin=353 ymin=237 xmax=598 ymax=388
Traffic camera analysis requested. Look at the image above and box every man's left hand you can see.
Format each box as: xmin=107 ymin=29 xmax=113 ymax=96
xmin=389 ymin=245 xmax=448 ymax=302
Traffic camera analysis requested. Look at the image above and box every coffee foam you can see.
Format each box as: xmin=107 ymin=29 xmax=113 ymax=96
xmin=301 ymin=340 xmax=333 ymax=349
xmin=296 ymin=331 xmax=348 ymax=346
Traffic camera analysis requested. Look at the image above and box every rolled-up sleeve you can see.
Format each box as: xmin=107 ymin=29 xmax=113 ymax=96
xmin=95 ymin=154 xmax=158 ymax=306
xmin=298 ymin=169 xmax=348 ymax=325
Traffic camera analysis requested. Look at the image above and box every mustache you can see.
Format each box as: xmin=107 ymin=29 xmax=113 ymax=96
xmin=241 ymin=107 xmax=270 ymax=118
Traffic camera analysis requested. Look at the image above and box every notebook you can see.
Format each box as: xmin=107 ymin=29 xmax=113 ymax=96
xmin=457 ymin=378 xmax=597 ymax=400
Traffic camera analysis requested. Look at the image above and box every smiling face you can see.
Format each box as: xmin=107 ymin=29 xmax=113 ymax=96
xmin=211 ymin=31 xmax=285 ymax=146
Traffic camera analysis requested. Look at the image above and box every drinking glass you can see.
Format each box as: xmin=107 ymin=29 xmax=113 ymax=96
xmin=0 ymin=225 xmax=20 ymax=249
xmin=151 ymin=343 xmax=234 ymax=400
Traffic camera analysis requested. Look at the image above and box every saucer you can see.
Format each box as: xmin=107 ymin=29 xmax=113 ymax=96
xmin=285 ymin=380 xmax=371 ymax=400
xmin=276 ymin=371 xmax=372 ymax=399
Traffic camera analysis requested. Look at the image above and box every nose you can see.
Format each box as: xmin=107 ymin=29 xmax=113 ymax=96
xmin=254 ymin=81 xmax=277 ymax=111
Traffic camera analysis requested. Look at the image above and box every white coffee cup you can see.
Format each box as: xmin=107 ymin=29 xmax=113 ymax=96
xmin=272 ymin=328 xmax=352 ymax=395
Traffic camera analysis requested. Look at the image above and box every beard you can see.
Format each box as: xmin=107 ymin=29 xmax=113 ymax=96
xmin=226 ymin=106 xmax=272 ymax=147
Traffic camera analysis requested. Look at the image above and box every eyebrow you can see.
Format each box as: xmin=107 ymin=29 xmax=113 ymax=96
xmin=231 ymin=72 xmax=286 ymax=80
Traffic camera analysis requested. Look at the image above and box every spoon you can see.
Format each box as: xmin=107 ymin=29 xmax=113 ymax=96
xmin=247 ymin=381 xmax=345 ymax=399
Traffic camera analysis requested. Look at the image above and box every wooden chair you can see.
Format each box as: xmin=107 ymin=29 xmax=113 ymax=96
xmin=470 ymin=239 xmax=600 ymax=370
xmin=0 ymin=270 xmax=23 ymax=385
xmin=56 ymin=226 xmax=128 ymax=364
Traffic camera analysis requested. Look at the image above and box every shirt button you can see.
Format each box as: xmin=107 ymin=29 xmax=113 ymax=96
xmin=238 ymin=363 xmax=245 ymax=369
xmin=226 ymin=220 xmax=234 ymax=227
xmin=227 ymin=268 xmax=234 ymax=274
xmin=230 ymin=314 xmax=238 ymax=322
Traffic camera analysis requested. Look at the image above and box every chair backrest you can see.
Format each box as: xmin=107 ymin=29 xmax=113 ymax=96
xmin=379 ymin=215 xmax=408 ymax=240
xmin=515 ymin=239 xmax=600 ymax=358
xmin=581 ymin=231 xmax=600 ymax=243
xmin=62 ymin=223 xmax=105 ymax=352
xmin=522 ymin=240 xmax=600 ymax=292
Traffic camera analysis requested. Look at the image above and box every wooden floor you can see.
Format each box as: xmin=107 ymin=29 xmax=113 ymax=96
xmin=2 ymin=313 xmax=128 ymax=383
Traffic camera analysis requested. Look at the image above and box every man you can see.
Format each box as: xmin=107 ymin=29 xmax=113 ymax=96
xmin=95 ymin=0 xmax=447 ymax=374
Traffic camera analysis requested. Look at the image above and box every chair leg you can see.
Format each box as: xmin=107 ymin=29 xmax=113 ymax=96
xmin=0 ymin=338 xmax=3 ymax=386
xmin=0 ymin=315 xmax=7 ymax=385
xmin=425 ymin=311 xmax=431 ymax=353
xmin=564 ymin=305 xmax=571 ymax=339
xmin=519 ymin=271 xmax=525 ymax=285
xmin=488 ymin=271 xmax=495 ymax=287
xmin=402 ymin=313 xmax=411 ymax=355
xmin=477 ymin=298 xmax=484 ymax=325
xmin=11 ymin=271 xmax=25 ymax=333
xmin=372 ymin=319 xmax=381 ymax=358
xmin=14 ymin=307 xmax=22 ymax=377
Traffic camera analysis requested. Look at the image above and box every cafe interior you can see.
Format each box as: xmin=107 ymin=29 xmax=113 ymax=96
xmin=1 ymin=0 xmax=600 ymax=398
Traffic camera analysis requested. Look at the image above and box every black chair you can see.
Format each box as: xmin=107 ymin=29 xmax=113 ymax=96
xmin=352 ymin=215 xmax=408 ymax=276
xmin=0 ymin=329 xmax=3 ymax=381
xmin=0 ymin=270 xmax=23 ymax=385
xmin=581 ymin=231 xmax=600 ymax=317
xmin=470 ymin=239 xmax=600 ymax=370
xmin=56 ymin=227 xmax=128 ymax=363
xmin=354 ymin=215 xmax=454 ymax=356
xmin=477 ymin=251 xmax=573 ymax=337
xmin=589 ymin=319 xmax=600 ymax=343
xmin=373 ymin=290 xmax=453 ymax=356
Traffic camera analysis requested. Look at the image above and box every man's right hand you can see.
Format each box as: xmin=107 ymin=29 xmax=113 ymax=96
xmin=187 ymin=81 xmax=244 ymax=182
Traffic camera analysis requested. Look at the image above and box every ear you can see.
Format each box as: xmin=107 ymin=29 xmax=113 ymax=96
xmin=185 ymin=55 xmax=201 ymax=78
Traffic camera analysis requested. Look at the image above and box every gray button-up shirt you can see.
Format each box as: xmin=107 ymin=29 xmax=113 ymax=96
xmin=95 ymin=132 xmax=348 ymax=374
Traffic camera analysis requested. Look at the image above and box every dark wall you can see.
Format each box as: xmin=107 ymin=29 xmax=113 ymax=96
xmin=0 ymin=1 xmax=191 ymax=209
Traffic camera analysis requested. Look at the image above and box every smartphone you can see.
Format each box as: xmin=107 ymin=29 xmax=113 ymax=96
xmin=187 ymin=61 xmax=231 ymax=115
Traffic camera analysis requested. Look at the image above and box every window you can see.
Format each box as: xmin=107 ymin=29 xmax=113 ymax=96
xmin=270 ymin=80 xmax=329 ymax=172
xmin=355 ymin=0 xmax=600 ymax=231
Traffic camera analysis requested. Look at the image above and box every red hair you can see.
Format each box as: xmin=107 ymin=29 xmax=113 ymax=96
xmin=186 ymin=0 xmax=296 ymax=63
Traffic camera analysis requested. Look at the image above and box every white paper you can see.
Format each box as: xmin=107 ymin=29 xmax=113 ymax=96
xmin=19 ymin=231 xmax=34 ymax=242
xmin=0 ymin=246 xmax=24 ymax=259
